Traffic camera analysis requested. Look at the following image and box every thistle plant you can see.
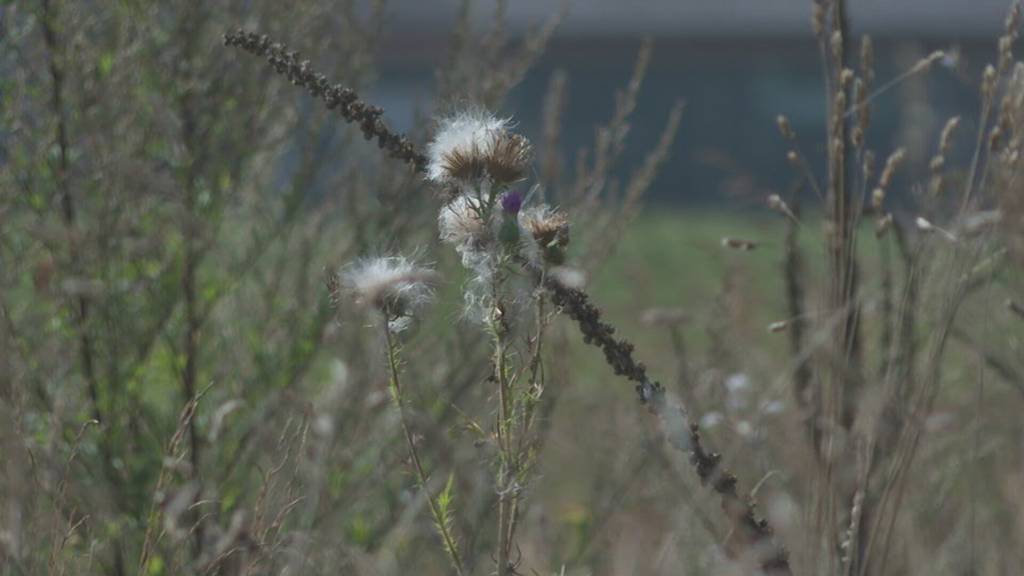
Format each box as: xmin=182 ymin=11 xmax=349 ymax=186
xmin=228 ymin=29 xmax=790 ymax=575
xmin=6 ymin=3 xmax=1023 ymax=575
xmin=334 ymin=256 xmax=467 ymax=575
xmin=428 ymin=110 xmax=560 ymax=575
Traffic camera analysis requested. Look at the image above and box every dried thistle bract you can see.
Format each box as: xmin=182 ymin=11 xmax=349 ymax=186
xmin=427 ymin=110 xmax=531 ymax=186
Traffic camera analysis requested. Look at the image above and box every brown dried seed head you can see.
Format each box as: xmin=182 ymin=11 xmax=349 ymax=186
xmin=1000 ymin=36 xmax=1014 ymax=68
xmin=989 ymin=126 xmax=1003 ymax=151
xmin=913 ymin=51 xmax=945 ymax=74
xmin=831 ymin=31 xmax=844 ymax=63
xmin=832 ymin=135 xmax=844 ymax=157
xmin=776 ymin=115 xmax=794 ymax=140
xmin=862 ymin=150 xmax=876 ymax=181
xmin=833 ymin=90 xmax=848 ymax=116
xmin=983 ymin=64 xmax=998 ymax=98
xmin=811 ymin=3 xmax=825 ymax=36
xmin=441 ymin=147 xmax=488 ymax=183
xmin=522 ymin=207 xmax=570 ymax=249
xmin=484 ymin=133 xmax=532 ymax=185
xmin=851 ymin=126 xmax=864 ymax=148
xmin=853 ymin=77 xmax=867 ymax=105
xmin=939 ymin=116 xmax=961 ymax=155
xmin=871 ymin=188 xmax=885 ymax=211
xmin=840 ymin=68 xmax=855 ymax=89
xmin=860 ymin=36 xmax=875 ymax=82
xmin=879 ymin=148 xmax=906 ymax=188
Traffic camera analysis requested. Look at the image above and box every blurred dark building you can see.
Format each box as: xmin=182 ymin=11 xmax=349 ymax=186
xmin=365 ymin=1 xmax=1015 ymax=206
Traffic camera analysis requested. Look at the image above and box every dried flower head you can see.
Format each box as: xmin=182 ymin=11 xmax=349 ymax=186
xmin=776 ymin=115 xmax=794 ymax=140
xmin=340 ymin=256 xmax=437 ymax=332
xmin=860 ymin=36 xmax=875 ymax=84
xmin=519 ymin=205 xmax=570 ymax=264
xmin=871 ymin=188 xmax=886 ymax=211
xmin=427 ymin=110 xmax=531 ymax=185
xmin=939 ymin=116 xmax=961 ymax=156
xmin=485 ymin=132 xmax=531 ymax=185
xmin=520 ymin=205 xmax=568 ymax=246
xmin=879 ymin=148 xmax=906 ymax=189
xmin=839 ymin=68 xmax=855 ymax=88
xmin=983 ymin=64 xmax=998 ymax=99
xmin=767 ymin=194 xmax=797 ymax=222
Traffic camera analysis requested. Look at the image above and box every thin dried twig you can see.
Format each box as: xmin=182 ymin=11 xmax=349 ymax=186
xmin=223 ymin=29 xmax=427 ymax=172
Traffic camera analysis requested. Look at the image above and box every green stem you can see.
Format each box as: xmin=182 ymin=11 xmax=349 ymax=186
xmin=492 ymin=319 xmax=513 ymax=575
xmin=382 ymin=323 xmax=466 ymax=576
xmin=488 ymin=273 xmax=516 ymax=576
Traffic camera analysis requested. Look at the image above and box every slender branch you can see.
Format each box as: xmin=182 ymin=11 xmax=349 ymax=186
xmin=546 ymin=280 xmax=791 ymax=575
xmin=223 ymin=29 xmax=427 ymax=173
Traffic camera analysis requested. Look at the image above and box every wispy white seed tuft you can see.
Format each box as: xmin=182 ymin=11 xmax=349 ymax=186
xmin=427 ymin=110 xmax=509 ymax=182
xmin=426 ymin=109 xmax=528 ymax=185
xmin=340 ymin=256 xmax=437 ymax=332
xmin=439 ymin=194 xmax=488 ymax=250
xmin=519 ymin=204 xmax=570 ymax=263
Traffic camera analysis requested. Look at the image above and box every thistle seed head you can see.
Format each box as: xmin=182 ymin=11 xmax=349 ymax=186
xmin=427 ymin=110 xmax=531 ymax=186
xmin=339 ymin=256 xmax=437 ymax=332
xmin=519 ymin=205 xmax=570 ymax=264
xmin=439 ymin=194 xmax=488 ymax=250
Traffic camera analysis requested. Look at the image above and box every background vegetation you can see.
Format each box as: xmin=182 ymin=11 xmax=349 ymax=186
xmin=3 ymin=1 xmax=1024 ymax=575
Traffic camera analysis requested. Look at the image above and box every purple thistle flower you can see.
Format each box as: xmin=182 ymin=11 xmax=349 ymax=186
xmin=500 ymin=191 xmax=523 ymax=215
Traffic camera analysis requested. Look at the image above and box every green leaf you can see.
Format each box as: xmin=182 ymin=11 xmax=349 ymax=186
xmin=98 ymin=53 xmax=114 ymax=77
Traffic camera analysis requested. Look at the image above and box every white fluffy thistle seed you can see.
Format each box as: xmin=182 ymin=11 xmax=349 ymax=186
xmin=427 ymin=110 xmax=511 ymax=183
xmin=340 ymin=256 xmax=437 ymax=332
xmin=426 ymin=109 xmax=531 ymax=188
xmin=439 ymin=194 xmax=488 ymax=249
xmin=438 ymin=194 xmax=498 ymax=278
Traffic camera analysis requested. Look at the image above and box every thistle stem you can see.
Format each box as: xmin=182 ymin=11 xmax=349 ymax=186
xmin=490 ymin=304 xmax=514 ymax=575
xmin=382 ymin=323 xmax=466 ymax=576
